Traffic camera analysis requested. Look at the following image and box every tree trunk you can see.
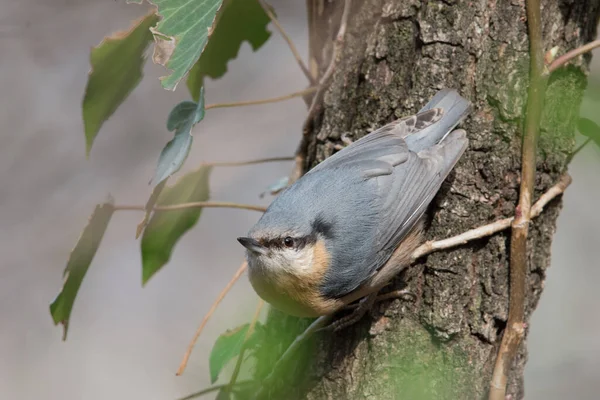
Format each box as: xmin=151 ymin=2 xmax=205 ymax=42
xmin=253 ymin=1 xmax=600 ymax=399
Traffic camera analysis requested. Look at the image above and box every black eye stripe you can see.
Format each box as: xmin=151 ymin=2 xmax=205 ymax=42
xmin=260 ymin=234 xmax=316 ymax=250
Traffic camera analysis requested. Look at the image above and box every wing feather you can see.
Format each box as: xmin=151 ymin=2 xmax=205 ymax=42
xmin=315 ymin=91 xmax=470 ymax=298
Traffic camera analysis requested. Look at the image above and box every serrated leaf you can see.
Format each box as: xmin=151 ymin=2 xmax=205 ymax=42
xmin=141 ymin=165 xmax=212 ymax=284
xmin=186 ymin=0 xmax=271 ymax=101
xmin=82 ymin=12 xmax=159 ymax=156
xmin=577 ymin=117 xmax=600 ymax=147
xmin=148 ymin=0 xmax=224 ymax=90
xmin=209 ymin=322 xmax=264 ymax=383
xmin=152 ymin=88 xmax=206 ymax=185
xmin=50 ymin=202 xmax=115 ymax=340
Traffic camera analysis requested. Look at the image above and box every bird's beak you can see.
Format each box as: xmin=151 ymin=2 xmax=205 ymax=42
xmin=237 ymin=237 xmax=267 ymax=255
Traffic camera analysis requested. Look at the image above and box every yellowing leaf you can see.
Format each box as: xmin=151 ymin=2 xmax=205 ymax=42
xmin=50 ymin=202 xmax=115 ymax=340
xmin=82 ymin=12 xmax=159 ymax=156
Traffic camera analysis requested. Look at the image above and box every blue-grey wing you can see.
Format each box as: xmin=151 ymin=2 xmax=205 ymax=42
xmin=320 ymin=129 xmax=468 ymax=298
xmin=305 ymin=108 xmax=444 ymax=177
xmin=318 ymin=90 xmax=470 ymax=298
xmin=372 ymin=129 xmax=468 ymax=257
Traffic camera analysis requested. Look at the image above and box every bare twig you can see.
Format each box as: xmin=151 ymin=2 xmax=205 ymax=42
xmin=291 ymin=0 xmax=352 ymax=183
xmin=547 ymin=39 xmax=600 ymax=74
xmin=253 ymin=174 xmax=570 ymax=397
xmin=204 ymin=156 xmax=294 ymax=168
xmin=489 ymin=0 xmax=548 ymax=397
xmin=176 ymin=381 xmax=254 ymax=400
xmin=257 ymin=0 xmax=314 ymax=84
xmin=227 ymin=300 xmax=265 ymax=392
xmin=114 ymin=201 xmax=267 ymax=213
xmin=205 ymin=87 xmax=317 ymax=110
xmin=412 ymin=174 xmax=571 ymax=261
xmin=176 ymin=262 xmax=249 ymax=376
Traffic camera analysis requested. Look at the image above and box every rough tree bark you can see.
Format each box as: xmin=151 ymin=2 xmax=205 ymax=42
xmin=252 ymin=1 xmax=600 ymax=399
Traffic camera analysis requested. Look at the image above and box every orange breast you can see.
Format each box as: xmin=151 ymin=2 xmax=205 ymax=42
xmin=248 ymin=241 xmax=343 ymax=317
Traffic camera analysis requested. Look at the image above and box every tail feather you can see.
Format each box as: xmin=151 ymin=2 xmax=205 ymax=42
xmin=404 ymin=89 xmax=471 ymax=152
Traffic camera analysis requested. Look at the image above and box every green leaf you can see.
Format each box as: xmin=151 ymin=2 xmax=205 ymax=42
xmin=82 ymin=13 xmax=159 ymax=156
xmin=209 ymin=322 xmax=265 ymax=383
xmin=577 ymin=117 xmax=600 ymax=147
xmin=141 ymin=165 xmax=212 ymax=284
xmin=216 ymin=390 xmax=231 ymax=400
xmin=50 ymin=202 xmax=115 ymax=340
xmin=152 ymin=88 xmax=206 ymax=185
xmin=186 ymin=0 xmax=272 ymax=101
xmin=148 ymin=0 xmax=224 ymax=90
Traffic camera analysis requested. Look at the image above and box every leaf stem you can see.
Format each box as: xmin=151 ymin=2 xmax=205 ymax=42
xmin=227 ymin=299 xmax=265 ymax=392
xmin=257 ymin=0 xmax=315 ymax=84
xmin=114 ymin=202 xmax=267 ymax=213
xmin=547 ymin=39 xmax=600 ymax=74
xmin=566 ymin=137 xmax=592 ymax=164
xmin=176 ymin=261 xmax=248 ymax=376
xmin=205 ymin=87 xmax=317 ymax=110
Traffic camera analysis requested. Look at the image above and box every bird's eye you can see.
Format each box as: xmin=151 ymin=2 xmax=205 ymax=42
xmin=283 ymin=237 xmax=294 ymax=248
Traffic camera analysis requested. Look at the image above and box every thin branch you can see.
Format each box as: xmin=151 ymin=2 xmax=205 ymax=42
xmin=489 ymin=0 xmax=547 ymax=397
xmin=203 ymin=156 xmax=294 ymax=168
xmin=227 ymin=300 xmax=265 ymax=392
xmin=176 ymin=381 xmax=254 ymax=400
xmin=253 ymin=174 xmax=570 ymax=397
xmin=205 ymin=87 xmax=317 ymax=110
xmin=291 ymin=0 xmax=352 ymax=183
xmin=547 ymin=39 xmax=600 ymax=74
xmin=114 ymin=201 xmax=267 ymax=213
xmin=257 ymin=0 xmax=315 ymax=84
xmin=414 ymin=174 xmax=571 ymax=261
xmin=176 ymin=262 xmax=249 ymax=376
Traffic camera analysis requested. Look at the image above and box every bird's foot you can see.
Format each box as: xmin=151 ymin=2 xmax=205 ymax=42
xmin=318 ymin=293 xmax=377 ymax=332
xmin=318 ymin=287 xmax=416 ymax=333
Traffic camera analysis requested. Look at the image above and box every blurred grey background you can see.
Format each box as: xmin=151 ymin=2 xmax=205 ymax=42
xmin=1 ymin=1 xmax=599 ymax=399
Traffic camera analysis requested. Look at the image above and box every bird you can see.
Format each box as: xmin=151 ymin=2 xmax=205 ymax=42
xmin=237 ymin=89 xmax=470 ymax=325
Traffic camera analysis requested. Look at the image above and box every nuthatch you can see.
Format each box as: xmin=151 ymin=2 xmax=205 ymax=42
xmin=238 ymin=89 xmax=470 ymax=321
